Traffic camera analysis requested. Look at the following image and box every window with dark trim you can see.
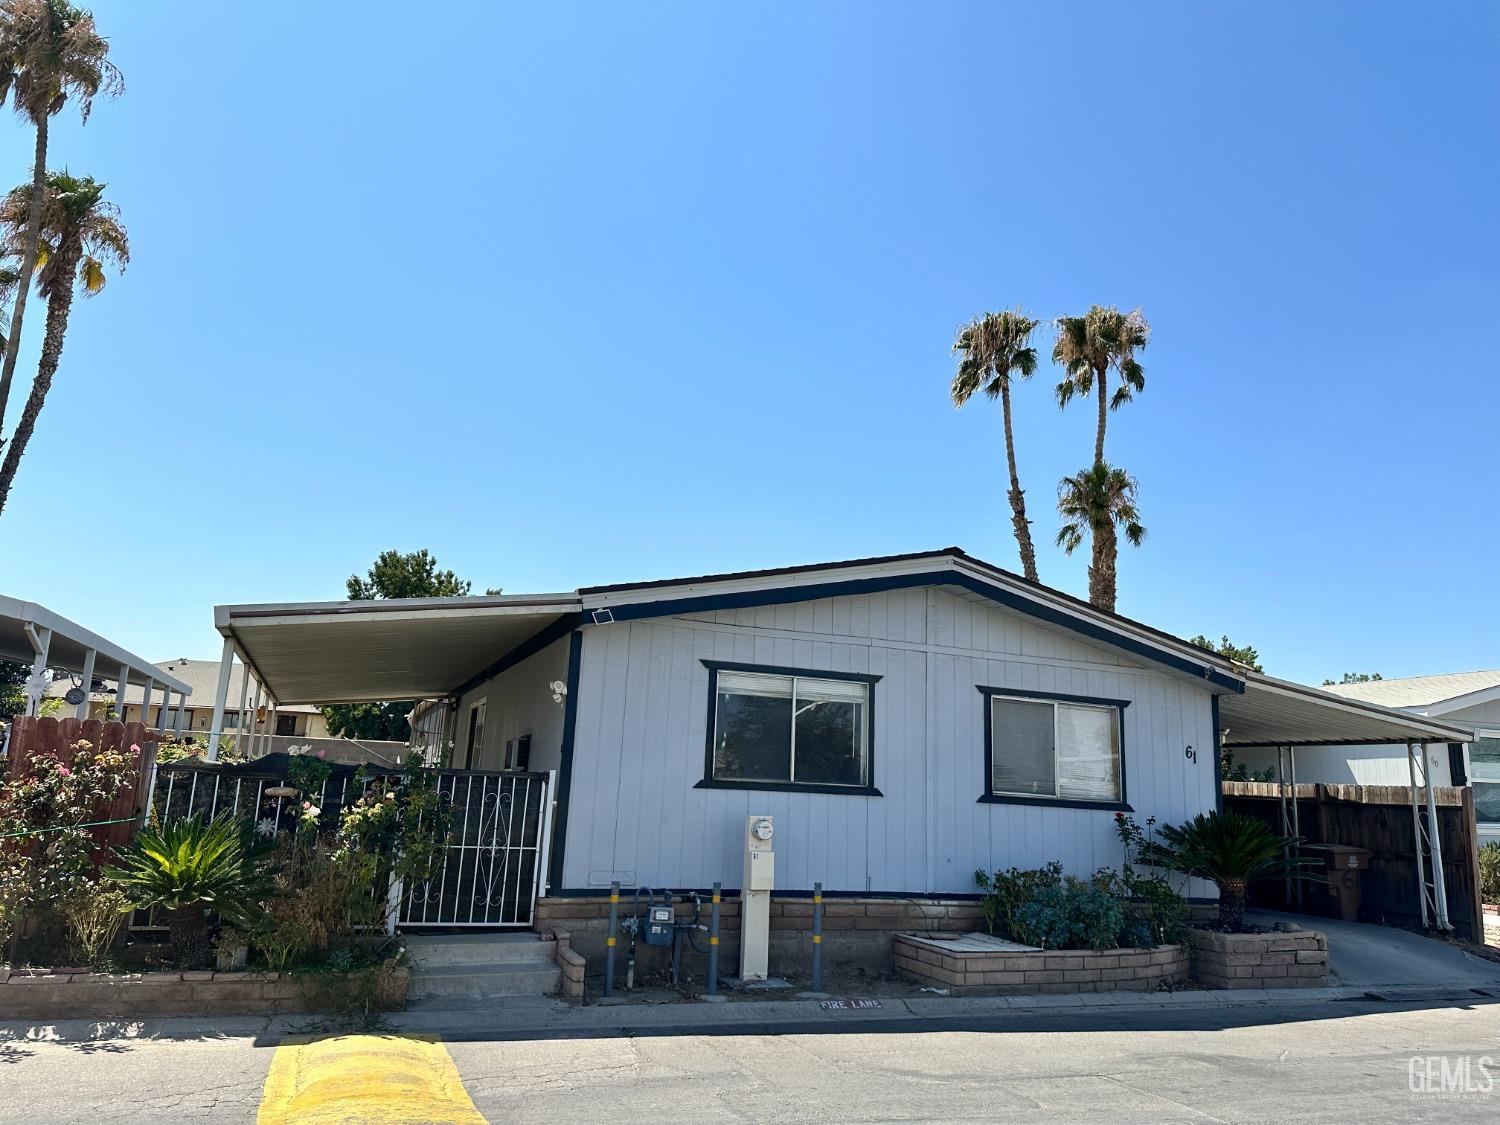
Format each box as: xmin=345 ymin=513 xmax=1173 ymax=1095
xmin=698 ymin=661 xmax=881 ymax=795
xmin=979 ymin=686 xmax=1129 ymax=810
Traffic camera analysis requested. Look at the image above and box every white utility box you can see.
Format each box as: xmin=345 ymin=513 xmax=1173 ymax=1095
xmin=740 ymin=815 xmax=774 ymax=981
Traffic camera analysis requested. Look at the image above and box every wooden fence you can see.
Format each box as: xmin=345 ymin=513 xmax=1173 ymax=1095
xmin=1224 ymin=781 xmax=1486 ymax=943
xmin=3 ymin=716 xmax=160 ymax=856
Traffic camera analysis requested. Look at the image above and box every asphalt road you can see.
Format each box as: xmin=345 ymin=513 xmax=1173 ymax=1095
xmin=2 ymin=999 xmax=1499 ymax=1122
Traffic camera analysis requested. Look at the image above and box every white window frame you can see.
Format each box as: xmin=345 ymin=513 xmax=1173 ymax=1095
xmin=464 ymin=699 xmax=487 ymax=769
xmin=981 ymin=687 xmax=1127 ymax=808
xmin=1470 ymin=729 xmax=1500 ymax=826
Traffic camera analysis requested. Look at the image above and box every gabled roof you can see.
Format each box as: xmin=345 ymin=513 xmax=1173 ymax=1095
xmin=1318 ymin=669 xmax=1500 ymax=712
xmin=581 ymin=547 xmax=1248 ymax=693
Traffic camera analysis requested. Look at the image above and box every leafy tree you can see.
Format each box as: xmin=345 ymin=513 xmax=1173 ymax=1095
xmin=1323 ymin=672 xmax=1382 ymax=686
xmin=1053 ymin=305 xmax=1149 ymax=466
xmin=347 ymin=548 xmax=472 ymax=600
xmin=324 ymin=550 xmax=493 ymax=740
xmin=0 ymin=171 xmax=127 ymax=516
xmin=951 ymin=310 xmax=1042 ymax=583
xmin=0 ymin=657 xmax=26 ymax=718
xmin=0 ymin=0 xmax=120 ymax=440
xmin=1188 ymin=634 xmax=1263 ymax=673
xmin=1056 ymin=462 xmax=1144 ymax=613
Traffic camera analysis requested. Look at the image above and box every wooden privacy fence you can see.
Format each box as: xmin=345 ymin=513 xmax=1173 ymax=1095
xmin=3 ymin=716 xmax=160 ymax=856
xmin=1224 ymin=781 xmax=1485 ymax=943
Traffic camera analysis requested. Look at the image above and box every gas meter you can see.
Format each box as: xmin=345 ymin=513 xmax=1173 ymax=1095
xmin=644 ymin=903 xmax=675 ymax=948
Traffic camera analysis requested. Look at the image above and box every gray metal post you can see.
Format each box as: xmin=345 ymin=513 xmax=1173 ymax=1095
xmin=603 ymin=881 xmax=620 ymax=997
xmin=22 ymin=624 xmax=50 ymax=716
xmin=707 ymin=881 xmax=721 ymax=996
xmin=115 ymin=665 xmax=130 ymax=724
xmin=811 ymin=881 xmax=824 ymax=993
xmin=139 ymin=677 xmax=154 ymax=728
xmin=75 ymin=648 xmax=96 ymax=720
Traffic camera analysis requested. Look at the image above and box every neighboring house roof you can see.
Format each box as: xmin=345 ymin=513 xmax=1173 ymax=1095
xmin=1317 ymin=669 xmax=1500 ymax=717
xmin=44 ymin=658 xmax=321 ymax=714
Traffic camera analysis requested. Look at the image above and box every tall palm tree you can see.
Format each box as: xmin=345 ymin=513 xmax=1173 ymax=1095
xmin=0 ymin=0 xmax=119 ymax=438
xmin=951 ymin=310 xmax=1041 ymax=582
xmin=0 ymin=172 xmax=127 ymax=517
xmin=1056 ymin=462 xmax=1145 ymax=613
xmin=1052 ymin=305 xmax=1149 ymax=466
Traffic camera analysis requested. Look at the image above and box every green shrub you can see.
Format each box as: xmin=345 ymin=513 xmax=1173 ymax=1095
xmin=1480 ymin=842 xmax=1500 ymax=904
xmin=974 ymin=862 xmax=1062 ymax=939
xmin=1012 ymin=876 xmax=1124 ymax=951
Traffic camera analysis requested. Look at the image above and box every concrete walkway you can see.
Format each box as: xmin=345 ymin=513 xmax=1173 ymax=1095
xmin=1248 ymin=909 xmax=1500 ymax=990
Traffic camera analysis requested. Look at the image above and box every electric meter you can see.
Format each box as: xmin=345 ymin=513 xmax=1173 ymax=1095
xmin=751 ymin=817 xmax=774 ymax=842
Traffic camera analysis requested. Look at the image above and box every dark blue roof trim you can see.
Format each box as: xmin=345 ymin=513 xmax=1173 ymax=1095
xmin=595 ymin=571 xmax=1244 ymax=694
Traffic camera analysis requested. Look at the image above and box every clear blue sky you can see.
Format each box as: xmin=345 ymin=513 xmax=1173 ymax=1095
xmin=0 ymin=2 xmax=1495 ymax=687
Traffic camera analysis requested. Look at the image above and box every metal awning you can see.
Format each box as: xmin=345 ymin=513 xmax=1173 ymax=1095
xmin=0 ymin=595 xmax=191 ymax=719
xmin=214 ymin=595 xmax=582 ymax=705
xmin=1221 ymin=672 xmax=1474 ymax=748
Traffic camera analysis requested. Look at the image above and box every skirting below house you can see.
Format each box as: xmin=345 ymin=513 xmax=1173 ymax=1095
xmin=535 ymin=895 xmax=1216 ymax=979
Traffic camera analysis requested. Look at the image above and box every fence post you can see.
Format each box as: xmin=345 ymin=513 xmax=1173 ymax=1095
xmin=811 ymin=881 xmax=824 ymax=993
xmin=707 ymin=881 xmax=721 ymax=996
xmin=604 ymin=880 xmax=619 ymax=998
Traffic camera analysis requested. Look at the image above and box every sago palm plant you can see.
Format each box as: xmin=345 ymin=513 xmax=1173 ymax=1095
xmin=1155 ymin=811 xmax=1316 ymax=932
xmin=951 ymin=309 xmax=1042 ymax=583
xmin=107 ymin=814 xmax=275 ymax=966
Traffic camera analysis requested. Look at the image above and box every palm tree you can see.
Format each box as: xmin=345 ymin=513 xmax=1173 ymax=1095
xmin=0 ymin=0 xmax=120 ymax=438
xmin=951 ymin=310 xmax=1041 ymax=582
xmin=1052 ymin=305 xmax=1149 ymax=466
xmin=0 ymin=171 xmax=127 ymax=517
xmin=1056 ymin=462 xmax=1144 ymax=613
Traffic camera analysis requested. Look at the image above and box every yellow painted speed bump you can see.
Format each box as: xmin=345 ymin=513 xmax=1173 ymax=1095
xmin=257 ymin=1035 xmax=486 ymax=1124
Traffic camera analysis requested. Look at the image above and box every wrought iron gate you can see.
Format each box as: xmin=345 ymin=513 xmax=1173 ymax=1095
xmin=397 ymin=770 xmax=552 ymax=928
xmin=143 ymin=762 xmax=553 ymax=930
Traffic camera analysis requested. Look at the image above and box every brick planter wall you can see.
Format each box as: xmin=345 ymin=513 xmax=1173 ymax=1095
xmin=893 ymin=936 xmax=1189 ymax=996
xmin=0 ymin=966 xmax=410 ymax=1019
xmin=1188 ymin=928 xmax=1328 ymax=989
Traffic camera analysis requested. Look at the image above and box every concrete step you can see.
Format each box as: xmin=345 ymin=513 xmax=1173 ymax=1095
xmin=407 ymin=961 xmax=562 ymax=1000
xmin=405 ymin=933 xmax=557 ymax=968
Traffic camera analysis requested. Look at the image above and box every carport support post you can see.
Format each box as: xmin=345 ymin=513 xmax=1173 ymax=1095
xmin=1407 ymin=742 xmax=1431 ymax=928
xmin=115 ymin=665 xmax=129 ymax=723
xmin=207 ymin=637 xmax=234 ymax=762
xmin=22 ymin=624 xmax=49 ymax=716
xmin=1421 ymin=742 xmax=1451 ymax=929
xmin=603 ymin=881 xmax=619 ymax=998
xmin=172 ymin=692 xmax=186 ymax=737
xmin=73 ymin=648 xmax=96 ymax=719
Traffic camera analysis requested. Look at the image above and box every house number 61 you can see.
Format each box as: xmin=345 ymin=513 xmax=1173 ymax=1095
xmin=1184 ymin=745 xmax=1197 ymax=764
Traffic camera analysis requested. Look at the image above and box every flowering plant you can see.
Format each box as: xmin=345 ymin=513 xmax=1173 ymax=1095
xmin=286 ymin=745 xmax=332 ymax=797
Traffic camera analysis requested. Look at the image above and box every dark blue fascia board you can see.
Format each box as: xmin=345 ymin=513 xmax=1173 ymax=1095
xmin=595 ymin=571 xmax=1245 ymax=694
xmin=546 ymin=629 xmax=584 ymax=893
xmin=450 ymin=612 xmax=585 ymax=698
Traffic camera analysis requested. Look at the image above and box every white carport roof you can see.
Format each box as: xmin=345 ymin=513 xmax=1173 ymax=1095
xmin=0 ymin=595 xmax=191 ymax=696
xmin=214 ymin=594 xmax=581 ymax=705
xmin=1221 ymin=672 xmax=1475 ymax=748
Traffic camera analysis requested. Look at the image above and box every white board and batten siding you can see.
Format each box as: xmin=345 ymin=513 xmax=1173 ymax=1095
xmin=561 ymin=587 xmax=1220 ymax=896
xmin=454 ymin=635 xmax=571 ymax=774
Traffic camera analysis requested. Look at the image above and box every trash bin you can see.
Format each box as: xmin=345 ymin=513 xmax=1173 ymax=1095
xmin=1303 ymin=843 xmax=1373 ymax=922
